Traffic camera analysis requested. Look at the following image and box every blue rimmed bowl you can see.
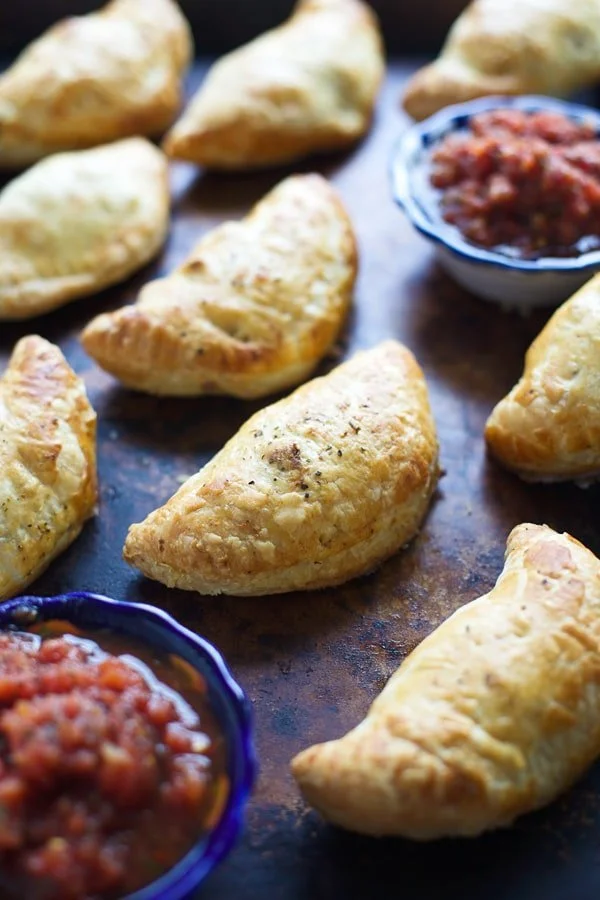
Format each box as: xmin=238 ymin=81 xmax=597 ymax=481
xmin=391 ymin=94 xmax=600 ymax=310
xmin=0 ymin=592 xmax=256 ymax=900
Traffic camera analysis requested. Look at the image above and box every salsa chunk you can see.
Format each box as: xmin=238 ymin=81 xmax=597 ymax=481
xmin=430 ymin=109 xmax=600 ymax=257
xmin=0 ymin=629 xmax=225 ymax=900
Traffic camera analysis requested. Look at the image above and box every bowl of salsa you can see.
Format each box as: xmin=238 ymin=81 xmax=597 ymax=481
xmin=391 ymin=94 xmax=600 ymax=309
xmin=0 ymin=592 xmax=256 ymax=900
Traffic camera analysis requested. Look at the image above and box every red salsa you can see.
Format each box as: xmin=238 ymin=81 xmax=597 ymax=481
xmin=430 ymin=109 xmax=600 ymax=258
xmin=0 ymin=628 xmax=228 ymax=900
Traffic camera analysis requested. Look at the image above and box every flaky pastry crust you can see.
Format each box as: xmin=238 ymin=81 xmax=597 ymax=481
xmin=403 ymin=0 xmax=600 ymax=121
xmin=485 ymin=274 xmax=600 ymax=482
xmin=163 ymin=0 xmax=384 ymax=169
xmin=123 ymin=341 xmax=439 ymax=595
xmin=0 ymin=138 xmax=170 ymax=320
xmin=81 ymin=174 xmax=357 ymax=398
xmin=292 ymin=524 xmax=600 ymax=838
xmin=0 ymin=0 xmax=193 ymax=167
xmin=0 ymin=336 xmax=97 ymax=600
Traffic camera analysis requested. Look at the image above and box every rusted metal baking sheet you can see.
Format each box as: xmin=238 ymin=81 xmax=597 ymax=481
xmin=0 ymin=63 xmax=598 ymax=900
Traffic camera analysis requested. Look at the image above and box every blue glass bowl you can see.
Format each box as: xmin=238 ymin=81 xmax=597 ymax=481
xmin=391 ymin=94 xmax=600 ymax=310
xmin=0 ymin=592 xmax=256 ymax=900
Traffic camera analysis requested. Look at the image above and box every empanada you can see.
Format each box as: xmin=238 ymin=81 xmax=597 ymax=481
xmin=0 ymin=138 xmax=170 ymax=320
xmin=403 ymin=0 xmax=600 ymax=122
xmin=485 ymin=274 xmax=600 ymax=482
xmin=0 ymin=0 xmax=193 ymax=168
xmin=292 ymin=523 xmax=600 ymax=838
xmin=0 ymin=336 xmax=97 ymax=600
xmin=80 ymin=174 xmax=357 ymax=399
xmin=123 ymin=341 xmax=439 ymax=595
xmin=163 ymin=0 xmax=384 ymax=169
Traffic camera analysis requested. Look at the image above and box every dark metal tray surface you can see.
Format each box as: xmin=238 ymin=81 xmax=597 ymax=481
xmin=0 ymin=63 xmax=598 ymax=900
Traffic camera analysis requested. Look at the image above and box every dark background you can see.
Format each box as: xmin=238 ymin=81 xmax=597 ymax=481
xmin=0 ymin=0 xmax=469 ymax=56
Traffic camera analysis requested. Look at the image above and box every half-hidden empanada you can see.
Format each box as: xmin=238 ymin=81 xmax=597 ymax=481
xmin=0 ymin=0 xmax=193 ymax=168
xmin=163 ymin=0 xmax=384 ymax=169
xmin=292 ymin=523 xmax=600 ymax=838
xmin=485 ymin=274 xmax=600 ymax=482
xmin=0 ymin=336 xmax=97 ymax=601
xmin=0 ymin=138 xmax=170 ymax=320
xmin=403 ymin=0 xmax=600 ymax=122
xmin=81 ymin=174 xmax=357 ymax=399
xmin=123 ymin=341 xmax=439 ymax=595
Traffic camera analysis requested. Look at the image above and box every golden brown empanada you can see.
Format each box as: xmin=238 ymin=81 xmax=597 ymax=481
xmin=123 ymin=341 xmax=439 ymax=595
xmin=0 ymin=0 xmax=193 ymax=168
xmin=485 ymin=274 xmax=600 ymax=482
xmin=80 ymin=174 xmax=357 ymax=399
xmin=403 ymin=0 xmax=600 ymax=121
xmin=292 ymin=523 xmax=600 ymax=838
xmin=163 ymin=0 xmax=384 ymax=169
xmin=0 ymin=138 xmax=170 ymax=320
xmin=0 ymin=336 xmax=97 ymax=600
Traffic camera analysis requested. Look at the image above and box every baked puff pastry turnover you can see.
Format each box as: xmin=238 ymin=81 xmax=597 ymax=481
xmin=163 ymin=0 xmax=384 ymax=169
xmin=485 ymin=274 xmax=600 ymax=483
xmin=123 ymin=341 xmax=439 ymax=595
xmin=81 ymin=174 xmax=357 ymax=399
xmin=0 ymin=0 xmax=193 ymax=168
xmin=0 ymin=138 xmax=170 ymax=320
xmin=403 ymin=0 xmax=600 ymax=121
xmin=292 ymin=523 xmax=600 ymax=838
xmin=0 ymin=336 xmax=97 ymax=601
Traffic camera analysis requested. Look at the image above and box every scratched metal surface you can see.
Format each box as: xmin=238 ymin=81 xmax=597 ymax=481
xmin=0 ymin=62 xmax=599 ymax=900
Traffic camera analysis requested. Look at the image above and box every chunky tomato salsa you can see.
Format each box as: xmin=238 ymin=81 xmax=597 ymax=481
xmin=430 ymin=109 xmax=600 ymax=258
xmin=0 ymin=629 xmax=227 ymax=900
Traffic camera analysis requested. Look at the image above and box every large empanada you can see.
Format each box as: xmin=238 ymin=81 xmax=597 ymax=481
xmin=485 ymin=274 xmax=600 ymax=482
xmin=0 ymin=138 xmax=170 ymax=320
xmin=292 ymin=523 xmax=600 ymax=838
xmin=123 ymin=341 xmax=439 ymax=595
xmin=80 ymin=174 xmax=357 ymax=399
xmin=403 ymin=0 xmax=600 ymax=121
xmin=0 ymin=336 xmax=97 ymax=600
xmin=0 ymin=0 xmax=193 ymax=168
xmin=163 ymin=0 xmax=384 ymax=169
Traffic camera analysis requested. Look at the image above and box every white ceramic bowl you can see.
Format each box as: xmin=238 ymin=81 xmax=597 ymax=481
xmin=391 ymin=95 xmax=600 ymax=311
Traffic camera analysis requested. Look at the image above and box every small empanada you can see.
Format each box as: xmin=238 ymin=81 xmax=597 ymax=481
xmin=485 ymin=274 xmax=600 ymax=482
xmin=0 ymin=138 xmax=170 ymax=320
xmin=292 ymin=523 xmax=600 ymax=838
xmin=0 ymin=0 xmax=193 ymax=168
xmin=0 ymin=336 xmax=97 ymax=600
xmin=123 ymin=341 xmax=439 ymax=595
xmin=163 ymin=0 xmax=384 ymax=169
xmin=403 ymin=0 xmax=600 ymax=121
xmin=80 ymin=174 xmax=357 ymax=399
